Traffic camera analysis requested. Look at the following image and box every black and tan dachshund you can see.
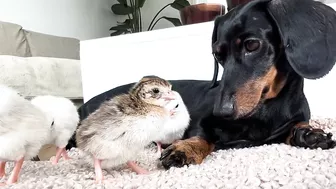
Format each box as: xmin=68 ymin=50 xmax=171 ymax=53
xmin=67 ymin=0 xmax=336 ymax=170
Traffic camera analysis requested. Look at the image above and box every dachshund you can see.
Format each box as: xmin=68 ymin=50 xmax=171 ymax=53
xmin=67 ymin=0 xmax=336 ymax=170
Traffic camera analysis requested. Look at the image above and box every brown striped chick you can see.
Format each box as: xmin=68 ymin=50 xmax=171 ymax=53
xmin=76 ymin=76 xmax=176 ymax=183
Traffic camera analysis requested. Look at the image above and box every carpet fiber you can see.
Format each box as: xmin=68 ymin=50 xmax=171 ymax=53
xmin=2 ymin=117 xmax=336 ymax=189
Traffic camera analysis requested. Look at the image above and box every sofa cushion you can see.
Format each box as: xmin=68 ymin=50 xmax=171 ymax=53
xmin=0 ymin=55 xmax=82 ymax=99
xmin=25 ymin=31 xmax=80 ymax=60
xmin=0 ymin=21 xmax=31 ymax=57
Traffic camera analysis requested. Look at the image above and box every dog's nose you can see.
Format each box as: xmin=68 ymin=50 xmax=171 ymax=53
xmin=213 ymin=101 xmax=235 ymax=118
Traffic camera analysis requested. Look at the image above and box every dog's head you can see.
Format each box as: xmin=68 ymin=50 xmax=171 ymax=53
xmin=212 ymin=0 xmax=336 ymax=119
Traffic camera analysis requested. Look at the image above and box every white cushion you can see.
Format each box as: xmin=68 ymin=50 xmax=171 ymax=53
xmin=0 ymin=55 xmax=82 ymax=99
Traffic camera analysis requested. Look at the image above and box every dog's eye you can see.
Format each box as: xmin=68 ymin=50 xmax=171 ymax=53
xmin=244 ymin=39 xmax=260 ymax=52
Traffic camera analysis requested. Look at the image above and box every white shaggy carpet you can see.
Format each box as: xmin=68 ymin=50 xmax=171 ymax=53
xmin=2 ymin=117 xmax=336 ymax=189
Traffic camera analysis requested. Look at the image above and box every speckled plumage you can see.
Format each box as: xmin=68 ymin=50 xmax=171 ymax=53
xmin=76 ymin=93 xmax=170 ymax=163
xmin=75 ymin=76 xmax=176 ymax=181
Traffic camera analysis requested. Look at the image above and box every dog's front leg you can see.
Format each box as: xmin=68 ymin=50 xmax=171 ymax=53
xmin=159 ymin=136 xmax=215 ymax=170
xmin=286 ymin=122 xmax=336 ymax=149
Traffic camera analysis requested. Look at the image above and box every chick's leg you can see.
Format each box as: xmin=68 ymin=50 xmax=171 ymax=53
xmin=6 ymin=157 xmax=24 ymax=184
xmin=0 ymin=161 xmax=6 ymax=178
xmin=61 ymin=148 xmax=71 ymax=160
xmin=155 ymin=142 xmax=163 ymax=157
xmin=126 ymin=161 xmax=149 ymax=174
xmin=156 ymin=142 xmax=162 ymax=153
xmin=52 ymin=147 xmax=63 ymax=165
xmin=52 ymin=147 xmax=72 ymax=165
xmin=94 ymin=158 xmax=104 ymax=184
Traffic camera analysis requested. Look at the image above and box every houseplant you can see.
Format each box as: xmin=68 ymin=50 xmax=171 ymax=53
xmin=110 ymin=0 xmax=190 ymax=36
xmin=179 ymin=3 xmax=225 ymax=25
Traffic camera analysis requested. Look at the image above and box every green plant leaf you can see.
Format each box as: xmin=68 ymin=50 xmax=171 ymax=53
xmin=110 ymin=30 xmax=125 ymax=36
xmin=111 ymin=4 xmax=132 ymax=15
xmin=170 ymin=0 xmax=191 ymax=10
xmin=136 ymin=0 xmax=146 ymax=8
xmin=117 ymin=0 xmax=127 ymax=5
xmin=162 ymin=16 xmax=182 ymax=26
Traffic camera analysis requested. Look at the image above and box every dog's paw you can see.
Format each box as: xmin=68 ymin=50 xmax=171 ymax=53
xmin=159 ymin=137 xmax=213 ymax=170
xmin=159 ymin=141 xmax=194 ymax=170
xmin=292 ymin=127 xmax=336 ymax=149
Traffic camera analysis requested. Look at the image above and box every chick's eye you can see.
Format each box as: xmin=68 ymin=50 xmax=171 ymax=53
xmin=152 ymin=88 xmax=159 ymax=94
xmin=244 ymin=39 xmax=260 ymax=52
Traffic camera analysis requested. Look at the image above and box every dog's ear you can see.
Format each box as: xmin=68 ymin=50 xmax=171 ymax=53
xmin=267 ymin=0 xmax=336 ymax=79
xmin=210 ymin=17 xmax=220 ymax=88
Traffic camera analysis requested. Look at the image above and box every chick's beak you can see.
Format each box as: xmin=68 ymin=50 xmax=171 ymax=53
xmin=161 ymin=91 xmax=176 ymax=100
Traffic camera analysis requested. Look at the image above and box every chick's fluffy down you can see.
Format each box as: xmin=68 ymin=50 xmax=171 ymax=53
xmin=156 ymin=91 xmax=190 ymax=144
xmin=30 ymin=95 xmax=79 ymax=148
xmin=0 ymin=85 xmax=50 ymax=161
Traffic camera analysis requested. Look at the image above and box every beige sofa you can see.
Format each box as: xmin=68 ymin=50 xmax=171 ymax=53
xmin=0 ymin=20 xmax=83 ymax=107
xmin=0 ymin=20 xmax=83 ymax=160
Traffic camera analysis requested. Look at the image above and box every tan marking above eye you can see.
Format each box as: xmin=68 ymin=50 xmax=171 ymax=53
xmin=215 ymin=45 xmax=221 ymax=53
xmin=235 ymin=38 xmax=241 ymax=46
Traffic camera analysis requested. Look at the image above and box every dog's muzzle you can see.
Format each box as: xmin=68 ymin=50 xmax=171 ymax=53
xmin=213 ymin=96 xmax=235 ymax=118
